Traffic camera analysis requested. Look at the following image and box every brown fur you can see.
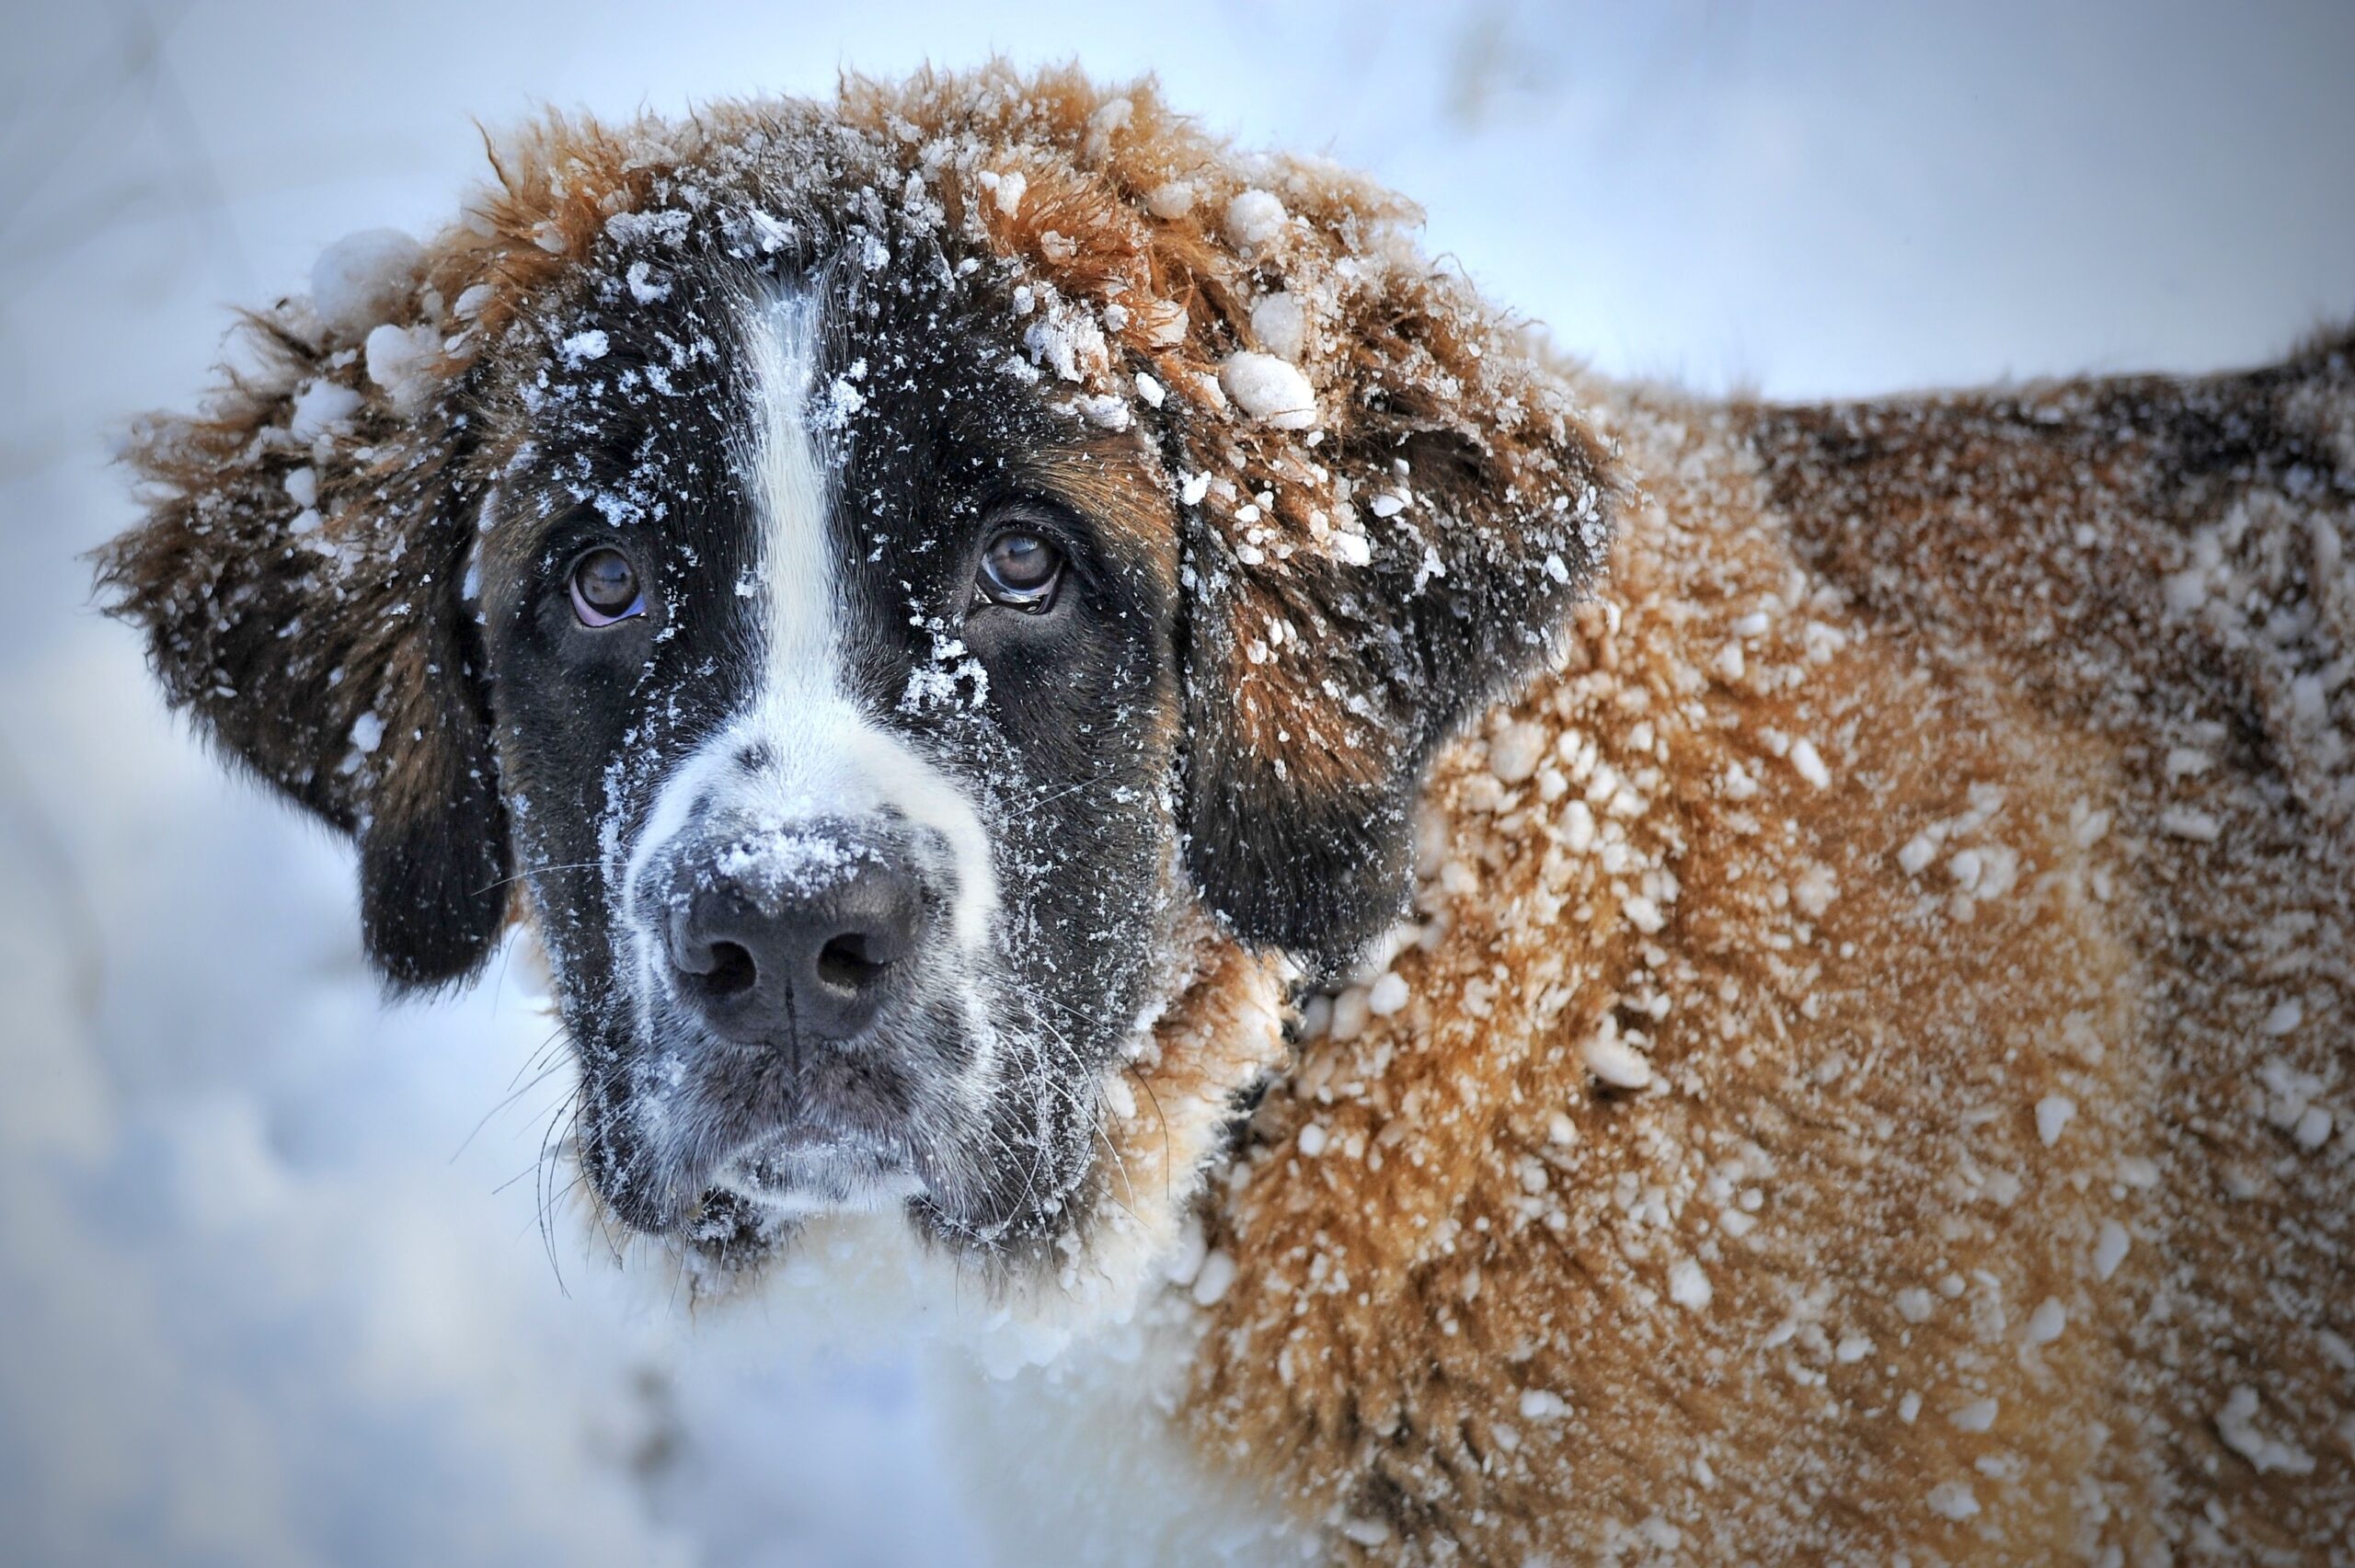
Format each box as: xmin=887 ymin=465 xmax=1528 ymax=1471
xmin=97 ymin=64 xmax=2352 ymax=1563
xmin=1179 ymin=357 xmax=2355 ymax=1562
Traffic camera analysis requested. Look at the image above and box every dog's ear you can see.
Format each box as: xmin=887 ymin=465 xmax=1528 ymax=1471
xmin=1082 ymin=155 xmax=1618 ymax=974
xmin=1169 ymin=384 xmax=1614 ymax=975
xmin=926 ymin=78 xmax=1625 ymax=973
xmin=97 ymin=241 xmax=511 ymax=990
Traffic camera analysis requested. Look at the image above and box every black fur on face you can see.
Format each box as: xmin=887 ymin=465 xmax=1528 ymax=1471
xmin=468 ymin=222 xmax=1187 ymax=1263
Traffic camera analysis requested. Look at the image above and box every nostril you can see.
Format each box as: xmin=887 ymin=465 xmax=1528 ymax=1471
xmin=816 ymin=933 xmax=889 ymax=993
xmin=698 ymin=940 xmax=758 ymax=999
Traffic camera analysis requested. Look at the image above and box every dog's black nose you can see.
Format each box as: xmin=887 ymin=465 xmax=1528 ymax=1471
xmin=666 ymin=840 xmax=925 ymax=1044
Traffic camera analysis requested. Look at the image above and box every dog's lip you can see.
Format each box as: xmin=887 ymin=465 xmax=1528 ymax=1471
xmin=731 ymin=1120 xmax=901 ymax=1172
xmin=709 ymin=1116 xmax=918 ymax=1207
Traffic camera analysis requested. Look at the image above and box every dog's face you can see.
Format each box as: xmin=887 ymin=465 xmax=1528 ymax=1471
xmin=477 ymin=252 xmax=1186 ymax=1249
xmin=100 ymin=74 xmax=1615 ymax=1288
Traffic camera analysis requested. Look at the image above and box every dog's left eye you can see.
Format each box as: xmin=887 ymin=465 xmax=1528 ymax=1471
xmin=975 ymin=528 xmax=1064 ymax=612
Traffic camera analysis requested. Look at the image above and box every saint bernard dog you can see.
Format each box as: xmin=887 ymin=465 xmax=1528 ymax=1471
xmin=102 ymin=65 xmax=2353 ymax=1566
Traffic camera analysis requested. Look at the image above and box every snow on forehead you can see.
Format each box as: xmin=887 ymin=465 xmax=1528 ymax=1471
xmin=453 ymin=82 xmax=1592 ymax=539
xmin=310 ymin=228 xmax=423 ymax=339
xmin=281 ymin=72 xmax=1603 ymax=579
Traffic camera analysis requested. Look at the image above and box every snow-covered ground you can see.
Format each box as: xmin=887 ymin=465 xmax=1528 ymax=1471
xmin=3 ymin=4 xmax=2349 ymax=1563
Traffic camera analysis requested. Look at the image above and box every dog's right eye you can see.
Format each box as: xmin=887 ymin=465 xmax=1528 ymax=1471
xmin=569 ymin=547 xmax=644 ymax=626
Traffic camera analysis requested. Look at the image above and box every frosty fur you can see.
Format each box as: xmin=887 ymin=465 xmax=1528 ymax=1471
xmin=1200 ymin=347 xmax=2355 ymax=1562
xmin=99 ymin=63 xmax=2355 ymax=1565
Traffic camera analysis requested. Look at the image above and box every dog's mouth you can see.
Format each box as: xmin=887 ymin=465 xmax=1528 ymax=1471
xmin=568 ymin=927 xmax=1119 ymax=1261
xmin=581 ymin=1058 xmax=1098 ymax=1266
xmin=710 ymin=1117 xmax=925 ymax=1217
xmin=572 ymin=1035 xmax=955 ymax=1240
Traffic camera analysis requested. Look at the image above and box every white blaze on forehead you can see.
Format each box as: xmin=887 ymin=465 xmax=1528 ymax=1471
xmin=744 ymin=288 xmax=840 ymax=697
xmin=622 ymin=280 xmax=998 ymax=965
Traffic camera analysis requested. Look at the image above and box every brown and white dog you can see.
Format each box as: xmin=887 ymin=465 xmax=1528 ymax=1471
xmin=101 ymin=66 xmax=2353 ymax=1565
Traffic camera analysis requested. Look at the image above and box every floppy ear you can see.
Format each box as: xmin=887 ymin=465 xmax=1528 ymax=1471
xmin=1097 ymin=149 xmax=1617 ymax=973
xmin=98 ymin=251 xmax=511 ymax=990
xmin=1170 ymin=372 xmax=1614 ymax=975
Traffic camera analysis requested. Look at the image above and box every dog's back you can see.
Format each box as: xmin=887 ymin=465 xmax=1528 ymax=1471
xmin=1178 ymin=339 xmax=2354 ymax=1562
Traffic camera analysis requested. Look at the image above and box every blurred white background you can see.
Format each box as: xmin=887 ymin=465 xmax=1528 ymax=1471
xmin=2 ymin=4 xmax=2350 ymax=1563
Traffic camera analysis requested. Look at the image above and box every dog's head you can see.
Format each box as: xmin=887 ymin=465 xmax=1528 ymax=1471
xmin=99 ymin=69 xmax=1614 ymax=1289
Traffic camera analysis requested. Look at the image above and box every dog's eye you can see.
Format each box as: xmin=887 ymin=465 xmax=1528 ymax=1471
xmin=569 ymin=547 xmax=644 ymax=626
xmin=975 ymin=528 xmax=1064 ymax=612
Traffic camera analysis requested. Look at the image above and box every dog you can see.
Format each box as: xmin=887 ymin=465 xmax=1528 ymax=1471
xmin=100 ymin=64 xmax=2352 ymax=1564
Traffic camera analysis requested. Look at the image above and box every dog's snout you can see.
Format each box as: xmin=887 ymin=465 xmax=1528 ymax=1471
xmin=665 ymin=832 xmax=926 ymax=1044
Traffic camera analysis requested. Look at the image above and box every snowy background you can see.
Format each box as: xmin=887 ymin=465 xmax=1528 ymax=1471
xmin=3 ymin=4 xmax=2350 ymax=1563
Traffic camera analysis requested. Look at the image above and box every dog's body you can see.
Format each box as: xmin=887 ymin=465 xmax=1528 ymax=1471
xmin=102 ymin=68 xmax=2351 ymax=1564
xmin=1169 ymin=363 xmax=2355 ymax=1563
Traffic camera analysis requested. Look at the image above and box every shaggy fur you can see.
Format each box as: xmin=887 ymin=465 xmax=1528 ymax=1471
xmin=100 ymin=65 xmax=2351 ymax=1564
xmin=1189 ymin=349 xmax=2355 ymax=1562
